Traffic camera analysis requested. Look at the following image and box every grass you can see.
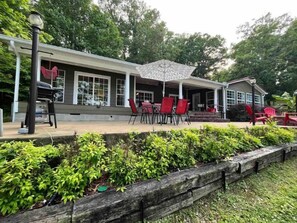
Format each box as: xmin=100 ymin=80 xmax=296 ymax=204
xmin=150 ymin=156 xmax=297 ymax=223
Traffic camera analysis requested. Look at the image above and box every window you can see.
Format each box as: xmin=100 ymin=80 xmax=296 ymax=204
xmin=74 ymin=72 xmax=110 ymax=106
xmin=246 ymin=93 xmax=252 ymax=104
xmin=255 ymin=94 xmax=261 ymax=104
xmin=136 ymin=90 xmax=153 ymax=107
xmin=227 ymin=90 xmax=235 ymax=108
xmin=237 ymin=91 xmax=245 ymax=104
xmin=51 ymin=70 xmax=65 ymax=103
xmin=246 ymin=93 xmax=261 ymax=105
xmin=206 ymin=91 xmax=214 ymax=107
xmin=116 ymin=79 xmax=125 ymax=106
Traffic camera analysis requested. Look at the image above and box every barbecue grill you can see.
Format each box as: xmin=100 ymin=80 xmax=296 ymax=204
xmin=24 ymin=81 xmax=57 ymax=128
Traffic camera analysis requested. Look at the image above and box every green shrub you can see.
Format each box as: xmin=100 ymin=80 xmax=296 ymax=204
xmin=249 ymin=124 xmax=296 ymax=146
xmin=0 ymin=126 xmax=296 ymax=216
xmin=166 ymin=129 xmax=199 ymax=169
xmin=138 ymin=134 xmax=172 ymax=180
xmin=0 ymin=141 xmax=59 ymax=215
xmin=107 ymin=145 xmax=139 ymax=187
xmin=53 ymin=133 xmax=108 ymax=202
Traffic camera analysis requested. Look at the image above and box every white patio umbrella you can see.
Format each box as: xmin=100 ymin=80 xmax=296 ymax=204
xmin=136 ymin=59 xmax=196 ymax=97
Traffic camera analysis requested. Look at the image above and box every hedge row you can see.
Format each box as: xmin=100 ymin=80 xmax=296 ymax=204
xmin=0 ymin=124 xmax=296 ymax=215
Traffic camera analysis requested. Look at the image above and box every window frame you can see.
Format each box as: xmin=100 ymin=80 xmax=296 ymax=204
xmin=237 ymin=91 xmax=245 ymax=104
xmin=116 ymin=79 xmax=125 ymax=107
xmin=73 ymin=71 xmax=111 ymax=106
xmin=136 ymin=90 xmax=154 ymax=107
xmin=226 ymin=89 xmax=235 ymax=108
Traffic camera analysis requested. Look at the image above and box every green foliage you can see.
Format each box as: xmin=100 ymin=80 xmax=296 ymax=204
xmin=198 ymin=125 xmax=263 ymax=162
xmin=249 ymin=124 xmax=296 ymax=146
xmin=54 ymin=133 xmax=108 ymax=202
xmin=0 ymin=141 xmax=59 ymax=215
xmin=175 ymin=33 xmax=227 ymax=79
xmin=107 ymin=145 xmax=139 ymax=187
xmin=272 ymin=92 xmax=296 ymax=112
xmin=37 ymin=0 xmax=123 ymax=58
xmin=166 ymin=129 xmax=199 ymax=169
xmin=227 ymin=13 xmax=296 ymax=101
xmin=0 ymin=127 xmax=296 ymax=216
xmin=138 ymin=134 xmax=172 ymax=179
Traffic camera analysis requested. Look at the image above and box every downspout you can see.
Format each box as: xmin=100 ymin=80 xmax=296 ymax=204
xmin=9 ymin=40 xmax=21 ymax=122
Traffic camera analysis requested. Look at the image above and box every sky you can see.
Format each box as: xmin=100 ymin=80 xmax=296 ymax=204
xmin=142 ymin=0 xmax=297 ymax=47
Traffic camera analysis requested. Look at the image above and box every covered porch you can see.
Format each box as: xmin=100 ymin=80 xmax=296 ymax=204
xmin=0 ymin=34 xmax=228 ymax=123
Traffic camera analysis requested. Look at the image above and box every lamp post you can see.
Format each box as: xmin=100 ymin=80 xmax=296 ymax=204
xmin=294 ymin=90 xmax=297 ymax=113
xmin=27 ymin=11 xmax=43 ymax=134
xmin=250 ymin=78 xmax=256 ymax=126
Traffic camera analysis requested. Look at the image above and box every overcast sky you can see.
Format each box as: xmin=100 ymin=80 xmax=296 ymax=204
xmin=142 ymin=0 xmax=297 ymax=47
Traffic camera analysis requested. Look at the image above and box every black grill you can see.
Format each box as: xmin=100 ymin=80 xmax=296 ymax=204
xmin=25 ymin=81 xmax=57 ymax=128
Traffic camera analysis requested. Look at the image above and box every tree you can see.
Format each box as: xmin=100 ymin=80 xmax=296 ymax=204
xmin=98 ymin=0 xmax=168 ymax=63
xmin=175 ymin=33 xmax=227 ymax=78
xmin=228 ymin=13 xmax=292 ymax=101
xmin=37 ymin=0 xmax=123 ymax=58
xmin=0 ymin=0 xmax=34 ymax=116
xmin=277 ymin=19 xmax=297 ymax=95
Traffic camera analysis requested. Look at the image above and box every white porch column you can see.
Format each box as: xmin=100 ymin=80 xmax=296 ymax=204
xmin=214 ymin=88 xmax=218 ymax=111
xmin=222 ymin=86 xmax=227 ymax=119
xmin=124 ymin=72 xmax=130 ymax=107
xmin=12 ymin=48 xmax=21 ymax=122
xmin=179 ymin=81 xmax=183 ymax=99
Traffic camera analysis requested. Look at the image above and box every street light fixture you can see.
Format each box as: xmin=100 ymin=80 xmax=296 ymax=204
xmin=27 ymin=11 xmax=43 ymax=134
xmin=294 ymin=90 xmax=297 ymax=113
xmin=250 ymin=77 xmax=256 ymax=126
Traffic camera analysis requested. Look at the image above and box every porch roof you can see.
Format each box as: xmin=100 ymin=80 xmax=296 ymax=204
xmin=0 ymin=34 xmax=227 ymax=89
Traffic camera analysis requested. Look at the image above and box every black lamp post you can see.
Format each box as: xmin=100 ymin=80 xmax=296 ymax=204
xmin=294 ymin=90 xmax=297 ymax=113
xmin=250 ymin=78 xmax=256 ymax=126
xmin=27 ymin=11 xmax=43 ymax=134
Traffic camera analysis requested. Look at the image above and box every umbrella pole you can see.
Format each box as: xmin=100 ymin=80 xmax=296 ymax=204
xmin=163 ymin=81 xmax=165 ymax=97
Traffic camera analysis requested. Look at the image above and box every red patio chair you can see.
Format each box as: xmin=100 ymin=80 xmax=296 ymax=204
xmin=245 ymin=104 xmax=267 ymax=124
xmin=128 ymin=98 xmax=139 ymax=124
xmin=263 ymin=107 xmax=276 ymax=118
xmin=159 ymin=97 xmax=174 ymax=124
xmin=174 ymin=99 xmax=190 ymax=125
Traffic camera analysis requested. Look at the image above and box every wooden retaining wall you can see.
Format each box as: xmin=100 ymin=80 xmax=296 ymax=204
xmin=2 ymin=143 xmax=297 ymax=223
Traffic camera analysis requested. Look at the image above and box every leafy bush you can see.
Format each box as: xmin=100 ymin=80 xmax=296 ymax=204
xmin=138 ymin=134 xmax=172 ymax=180
xmin=107 ymin=145 xmax=139 ymax=187
xmin=53 ymin=133 xmax=107 ymax=202
xmin=0 ymin=142 xmax=59 ymax=215
xmin=166 ymin=129 xmax=199 ymax=169
xmin=0 ymin=126 xmax=296 ymax=216
xmin=249 ymin=124 xmax=296 ymax=146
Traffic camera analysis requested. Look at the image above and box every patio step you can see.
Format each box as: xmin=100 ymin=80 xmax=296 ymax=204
xmin=189 ymin=112 xmax=230 ymax=122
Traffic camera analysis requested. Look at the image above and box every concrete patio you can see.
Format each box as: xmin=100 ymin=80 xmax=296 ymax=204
xmin=0 ymin=120 xmax=265 ymax=142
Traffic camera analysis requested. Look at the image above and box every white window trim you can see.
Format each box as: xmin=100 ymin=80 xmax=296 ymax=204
xmin=255 ymin=94 xmax=261 ymax=104
xmin=136 ymin=90 xmax=154 ymax=103
xmin=237 ymin=91 xmax=245 ymax=104
xmin=73 ymin=71 xmax=111 ymax=106
xmin=246 ymin=93 xmax=252 ymax=104
xmin=227 ymin=89 xmax=235 ymax=106
xmin=116 ymin=78 xmax=125 ymax=107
